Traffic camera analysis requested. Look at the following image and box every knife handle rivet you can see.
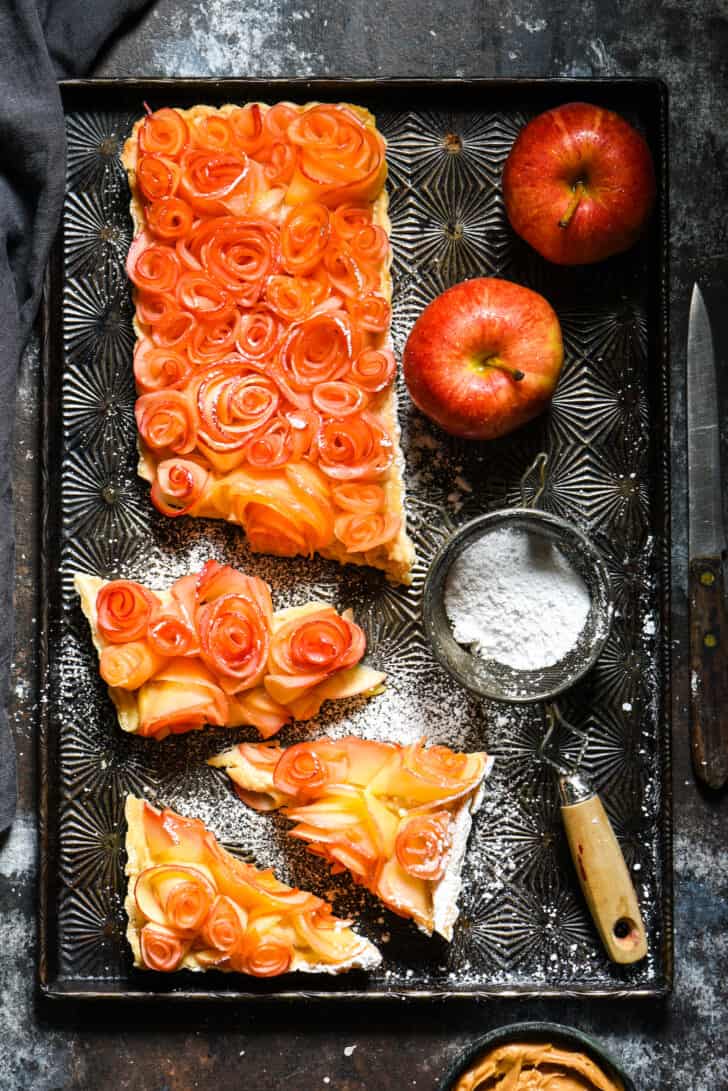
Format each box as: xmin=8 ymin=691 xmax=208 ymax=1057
xmin=704 ymin=632 xmax=718 ymax=649
xmin=700 ymin=570 xmax=716 ymax=586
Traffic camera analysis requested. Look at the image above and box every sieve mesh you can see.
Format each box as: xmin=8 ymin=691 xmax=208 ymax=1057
xmin=423 ymin=508 xmax=614 ymax=703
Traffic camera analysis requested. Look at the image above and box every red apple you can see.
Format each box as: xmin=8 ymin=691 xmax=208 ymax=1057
xmin=403 ymin=277 xmax=563 ymax=440
xmin=502 ymin=101 xmax=656 ymax=265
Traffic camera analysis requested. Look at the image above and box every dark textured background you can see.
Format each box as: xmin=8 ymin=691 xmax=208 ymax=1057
xmin=2 ymin=1 xmax=727 ymax=1088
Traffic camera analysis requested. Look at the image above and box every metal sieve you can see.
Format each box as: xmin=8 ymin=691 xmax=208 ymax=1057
xmin=423 ymin=454 xmax=614 ymax=703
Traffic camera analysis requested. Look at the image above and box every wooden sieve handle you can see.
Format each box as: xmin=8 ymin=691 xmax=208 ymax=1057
xmin=560 ymin=788 xmax=647 ymax=964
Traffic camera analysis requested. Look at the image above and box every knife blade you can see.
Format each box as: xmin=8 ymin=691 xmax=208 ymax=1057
xmin=687 ymin=283 xmax=728 ymax=789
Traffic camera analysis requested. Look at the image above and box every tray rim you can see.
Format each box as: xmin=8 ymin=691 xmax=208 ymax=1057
xmin=38 ymin=75 xmax=672 ymax=1002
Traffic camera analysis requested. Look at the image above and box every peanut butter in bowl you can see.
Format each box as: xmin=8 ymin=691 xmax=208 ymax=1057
xmin=453 ymin=1041 xmax=624 ymax=1091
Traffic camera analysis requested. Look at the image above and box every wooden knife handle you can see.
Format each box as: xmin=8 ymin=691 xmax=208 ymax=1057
xmin=561 ymin=793 xmax=647 ymax=964
xmin=689 ymin=555 xmax=728 ymax=789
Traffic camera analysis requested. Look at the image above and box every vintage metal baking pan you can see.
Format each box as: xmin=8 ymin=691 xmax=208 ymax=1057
xmin=39 ymin=78 xmax=671 ymax=1000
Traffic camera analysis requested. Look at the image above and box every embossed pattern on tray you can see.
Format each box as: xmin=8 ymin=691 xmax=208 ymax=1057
xmin=44 ymin=85 xmax=669 ymax=997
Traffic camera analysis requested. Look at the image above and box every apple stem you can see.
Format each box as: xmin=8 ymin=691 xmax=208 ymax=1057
xmin=559 ymin=181 xmax=586 ymax=229
xmin=474 ymin=356 xmax=526 ymax=381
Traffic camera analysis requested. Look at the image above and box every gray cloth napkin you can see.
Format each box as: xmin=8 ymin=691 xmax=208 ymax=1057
xmin=0 ymin=0 xmax=151 ymax=832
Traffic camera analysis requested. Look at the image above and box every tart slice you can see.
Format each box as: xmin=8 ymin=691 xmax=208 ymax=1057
xmin=125 ymin=796 xmax=380 ymax=975
xmin=122 ymin=101 xmax=414 ymax=583
xmin=210 ymin=736 xmax=492 ymax=939
xmin=75 ymin=560 xmax=384 ymax=739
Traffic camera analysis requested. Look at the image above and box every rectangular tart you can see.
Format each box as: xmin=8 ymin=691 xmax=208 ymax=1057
xmin=122 ymin=102 xmax=414 ymax=583
xmin=75 ymin=561 xmax=384 ymax=740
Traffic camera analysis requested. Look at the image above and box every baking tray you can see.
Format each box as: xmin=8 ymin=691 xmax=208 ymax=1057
xmin=39 ymin=78 xmax=671 ymax=1000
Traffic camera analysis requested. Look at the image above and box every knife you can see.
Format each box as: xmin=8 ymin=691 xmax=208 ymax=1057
xmin=687 ymin=283 xmax=728 ymax=789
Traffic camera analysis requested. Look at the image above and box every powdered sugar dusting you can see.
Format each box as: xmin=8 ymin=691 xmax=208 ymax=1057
xmin=445 ymin=526 xmax=591 ymax=670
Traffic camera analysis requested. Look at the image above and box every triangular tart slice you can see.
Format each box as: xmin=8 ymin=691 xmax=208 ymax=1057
xmin=209 ymin=736 xmax=493 ymax=939
xmin=125 ymin=796 xmax=381 ymax=975
xmin=75 ymin=561 xmax=384 ymax=740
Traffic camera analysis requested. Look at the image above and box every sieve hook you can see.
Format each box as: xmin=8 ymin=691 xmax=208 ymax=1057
xmin=520 ymin=452 xmax=548 ymax=509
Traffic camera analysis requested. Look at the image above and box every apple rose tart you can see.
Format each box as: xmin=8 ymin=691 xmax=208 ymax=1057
xmin=122 ymin=101 xmax=414 ymax=583
xmin=210 ymin=736 xmax=492 ymax=939
xmin=125 ymin=796 xmax=381 ymax=975
xmin=75 ymin=561 xmax=384 ymax=740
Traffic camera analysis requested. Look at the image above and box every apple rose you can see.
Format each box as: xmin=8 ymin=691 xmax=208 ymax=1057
xmin=189 ymin=112 xmax=233 ymax=152
xmin=135 ymin=290 xmax=178 ymax=328
xmin=263 ymin=102 xmax=300 ymax=141
xmin=139 ymin=107 xmax=189 ymax=158
xmin=200 ymin=894 xmax=247 ymax=952
xmin=280 ymin=202 xmax=330 ymax=275
xmin=197 ymin=594 xmax=270 ymax=694
xmin=384 ymin=740 xmax=487 ymax=806
xmin=277 ymin=310 xmax=353 ymax=403
xmin=140 ymin=922 xmax=187 ymax=972
xmin=227 ymin=103 xmax=266 ymax=155
xmin=312 ymin=380 xmax=368 ymax=418
xmin=146 ymin=196 xmax=194 ymax=240
xmin=333 ymin=510 xmax=401 ymax=553
xmin=196 ymin=560 xmax=274 ymax=623
xmin=150 ymin=307 xmax=195 ymax=349
xmin=331 ymin=202 xmax=373 ymax=240
xmin=178 ymin=150 xmax=251 ymax=215
xmin=191 ymin=361 xmax=280 ymax=470
xmin=220 ymin=462 xmax=335 ymax=557
xmin=135 ymin=390 xmax=197 ymax=455
xmin=322 ymin=243 xmax=368 ymax=298
xmin=244 ymin=503 xmax=309 ymax=558
xmin=186 ymin=311 xmax=240 ymax=366
xmin=268 ymin=606 xmax=365 ymax=689
xmin=147 ymin=599 xmax=199 ymax=658
xmin=96 ymin=580 xmax=159 ymax=644
xmin=265 ymin=274 xmax=318 ymax=323
xmin=242 ymin=415 xmax=295 ymax=470
xmin=331 ymin=482 xmax=386 ymax=513
xmin=347 ymin=223 xmax=389 ymax=267
xmin=272 ymin=740 xmax=348 ymax=800
xmin=133 ymin=340 xmax=190 ymax=394
xmin=347 ymin=347 xmax=396 ymax=393
xmin=175 ymin=271 xmax=235 ymax=323
xmin=395 ymin=812 xmax=452 ymax=881
xmin=135 ymin=863 xmax=216 ymax=931
xmin=126 ymin=236 xmax=181 ymax=295
xmin=284 ymin=407 xmax=322 ymax=460
xmin=203 ymin=216 xmax=280 ymax=302
xmin=347 ymin=291 xmax=391 ymax=333
xmin=235 ymin=931 xmax=293 ymax=977
xmin=150 ymin=458 xmax=209 ymax=517
xmin=285 ymin=104 xmax=387 ymax=207
xmin=236 ymin=307 xmax=283 ymax=361
xmin=316 ymin=411 xmax=393 ymax=481
xmin=138 ymin=154 xmax=181 ymax=201
xmin=99 ymin=640 xmax=166 ymax=690
xmin=258 ymin=138 xmax=297 ymax=187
